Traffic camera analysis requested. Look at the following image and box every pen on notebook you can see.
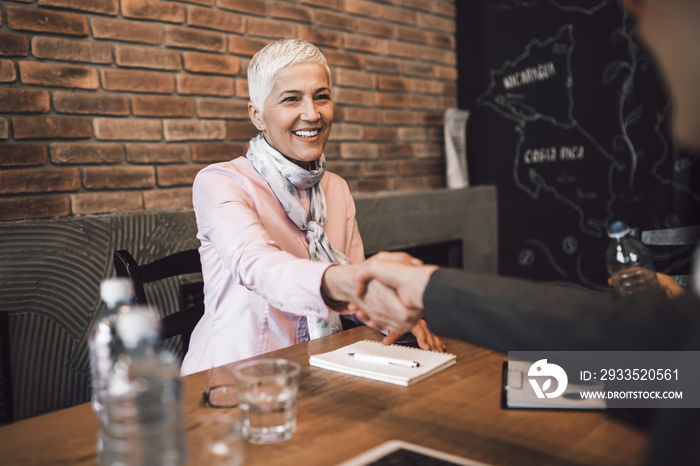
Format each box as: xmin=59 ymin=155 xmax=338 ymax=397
xmin=348 ymin=352 xmax=420 ymax=368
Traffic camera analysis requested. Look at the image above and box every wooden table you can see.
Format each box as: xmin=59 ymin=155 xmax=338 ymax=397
xmin=0 ymin=326 xmax=649 ymax=465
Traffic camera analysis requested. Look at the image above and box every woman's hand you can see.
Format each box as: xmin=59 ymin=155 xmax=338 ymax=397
xmin=382 ymin=319 xmax=447 ymax=353
xmin=657 ymin=273 xmax=686 ymax=299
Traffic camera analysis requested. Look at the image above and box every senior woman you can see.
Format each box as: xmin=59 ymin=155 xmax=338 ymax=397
xmin=181 ymin=38 xmax=444 ymax=375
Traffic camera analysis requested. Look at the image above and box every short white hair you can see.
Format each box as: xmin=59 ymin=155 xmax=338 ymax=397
xmin=248 ymin=38 xmax=332 ymax=116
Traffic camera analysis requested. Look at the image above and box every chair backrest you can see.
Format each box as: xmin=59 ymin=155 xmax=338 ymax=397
xmin=640 ymin=226 xmax=700 ymax=290
xmin=113 ymin=249 xmax=204 ymax=359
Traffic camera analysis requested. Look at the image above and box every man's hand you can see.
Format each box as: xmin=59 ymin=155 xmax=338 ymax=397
xmin=354 ymin=252 xmax=438 ymax=310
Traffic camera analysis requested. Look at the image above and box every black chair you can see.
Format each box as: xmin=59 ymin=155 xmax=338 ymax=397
xmin=113 ymin=249 xmax=204 ymax=359
xmin=641 ymin=225 xmax=700 ymax=290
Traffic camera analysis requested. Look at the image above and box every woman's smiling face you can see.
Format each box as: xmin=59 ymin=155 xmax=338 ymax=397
xmin=249 ymin=63 xmax=334 ymax=168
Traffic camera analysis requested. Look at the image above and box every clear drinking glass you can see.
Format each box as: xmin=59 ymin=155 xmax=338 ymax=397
xmin=232 ymin=358 xmax=301 ymax=444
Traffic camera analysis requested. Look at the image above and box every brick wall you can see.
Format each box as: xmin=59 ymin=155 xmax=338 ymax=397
xmin=0 ymin=0 xmax=456 ymax=221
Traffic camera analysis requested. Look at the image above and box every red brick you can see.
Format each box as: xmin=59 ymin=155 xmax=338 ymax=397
xmin=13 ymin=116 xmax=92 ymax=140
xmin=0 ymin=59 xmax=17 ymax=82
xmin=163 ymin=119 xmax=226 ymax=141
xmin=91 ymin=17 xmax=163 ymax=44
xmin=176 ymin=74 xmax=234 ymax=96
xmin=386 ymin=41 xmax=422 ymax=60
xmin=328 ymin=123 xmax=363 ymax=141
xmin=356 ymin=177 xmax=392 ymax=192
xmin=143 ymin=187 xmax=193 ymax=209
xmin=340 ymin=142 xmax=379 ymax=159
xmin=397 ymin=25 xmax=427 ymax=44
xmin=333 ymin=68 xmax=375 ymax=89
xmin=426 ymin=31 xmax=455 ymax=49
xmin=302 ymin=0 xmax=342 ymax=10
xmin=317 ymin=10 xmax=356 ymax=32
xmin=0 ymin=89 xmax=50 ymax=113
xmin=434 ymin=0 xmax=455 ymax=17
xmin=417 ymin=11 xmax=454 ymax=32
xmin=165 ymin=26 xmax=226 ymax=52
xmin=180 ymin=0 xmax=214 ymax=5
xmin=0 ymin=118 xmax=7 ymax=139
xmin=31 ymin=37 xmax=112 ymax=64
xmin=157 ymin=165 xmax=202 ymax=186
xmin=378 ymin=75 xmax=408 ymax=91
xmin=197 ymin=98 xmax=248 ymax=118
xmin=94 ymin=117 xmax=162 ymax=141
xmin=71 ymin=191 xmax=143 ymax=215
xmin=270 ymin=2 xmax=314 ymax=23
xmin=403 ymin=60 xmax=434 ymax=78
xmin=366 ymin=55 xmax=401 ymax=74
xmin=399 ymin=159 xmax=443 ymax=175
xmin=19 ymin=62 xmax=98 ymax=89
xmin=228 ymin=36 xmax=268 ymax=57
xmin=53 ymin=91 xmax=129 ymax=116
xmin=121 ymin=0 xmax=185 ymax=23
xmin=345 ymin=0 xmax=382 ymax=17
xmin=324 ymin=49 xmax=364 ymax=69
xmin=0 ymin=31 xmax=29 ymax=56
xmin=126 ymin=143 xmax=190 ymax=163
xmin=383 ymin=109 xmax=418 ymax=125
xmin=362 ymin=160 xmax=398 ymax=176
xmin=235 ymin=78 xmax=249 ymax=98
xmin=192 ymin=142 xmax=247 ymax=162
xmin=423 ymin=174 xmax=444 ymax=189
xmin=436 ymin=65 xmax=457 ymax=80
xmin=83 ymin=166 xmax=155 ymax=189
xmin=383 ymin=4 xmax=416 ymax=25
xmin=334 ymin=88 xmax=374 ymax=107
xmin=115 ymin=45 xmax=181 ymax=70
xmin=102 ymin=69 xmax=174 ymax=93
xmin=226 ymin=120 xmax=258 ymax=141
xmin=381 ymin=143 xmax=414 ymax=158
xmin=0 ymin=196 xmax=70 ymax=220
xmin=393 ymin=176 xmax=427 ymax=191
xmin=337 ymin=107 xmax=380 ymax=124
xmin=0 ymin=167 xmax=80 ymax=194
xmin=326 ymin=160 xmax=362 ymax=178
xmin=50 ymin=142 xmax=123 ymax=164
xmin=7 ymin=6 xmax=89 ymax=37
xmin=410 ymin=77 xmax=443 ymax=94
xmin=183 ymin=51 xmax=239 ymax=75
xmin=132 ymin=95 xmax=194 ymax=117
xmin=37 ymin=0 xmax=119 ymax=15
xmin=364 ymin=127 xmax=398 ymax=141
xmin=247 ymin=18 xmax=295 ymax=39
xmin=217 ymin=0 xmax=267 ymax=15
xmin=297 ymin=27 xmax=342 ymax=48
xmin=396 ymin=0 xmax=432 ymax=12
xmin=357 ymin=18 xmax=394 ymax=38
xmin=187 ymin=6 xmax=245 ymax=33
xmin=344 ymin=34 xmax=383 ymax=54
xmin=0 ymin=144 xmax=48 ymax=166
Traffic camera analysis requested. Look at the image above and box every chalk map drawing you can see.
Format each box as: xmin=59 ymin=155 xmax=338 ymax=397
xmin=477 ymin=0 xmax=699 ymax=286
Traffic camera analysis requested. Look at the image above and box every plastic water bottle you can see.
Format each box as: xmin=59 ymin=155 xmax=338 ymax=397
xmin=606 ymin=220 xmax=659 ymax=296
xmin=102 ymin=306 xmax=187 ymax=465
xmin=91 ymin=278 xmax=135 ymax=458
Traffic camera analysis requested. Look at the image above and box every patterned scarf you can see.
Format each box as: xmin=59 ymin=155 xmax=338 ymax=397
xmin=247 ymin=133 xmax=348 ymax=340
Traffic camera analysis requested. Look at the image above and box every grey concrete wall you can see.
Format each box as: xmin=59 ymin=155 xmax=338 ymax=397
xmin=0 ymin=186 xmax=497 ymax=420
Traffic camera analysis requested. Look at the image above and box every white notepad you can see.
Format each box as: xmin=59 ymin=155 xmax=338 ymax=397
xmin=309 ymin=339 xmax=456 ymax=386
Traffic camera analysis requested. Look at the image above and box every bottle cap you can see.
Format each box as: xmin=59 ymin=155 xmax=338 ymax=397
xmin=100 ymin=278 xmax=135 ymax=308
xmin=607 ymin=220 xmax=630 ymax=239
xmin=115 ymin=306 xmax=160 ymax=348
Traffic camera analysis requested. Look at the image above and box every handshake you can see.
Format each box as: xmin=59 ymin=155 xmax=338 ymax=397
xmin=322 ymin=252 xmax=440 ymax=335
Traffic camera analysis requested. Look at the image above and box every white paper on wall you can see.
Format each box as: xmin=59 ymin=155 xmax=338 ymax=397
xmin=444 ymin=108 xmax=470 ymax=189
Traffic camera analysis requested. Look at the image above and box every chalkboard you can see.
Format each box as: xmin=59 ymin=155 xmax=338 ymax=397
xmin=458 ymin=0 xmax=700 ymax=288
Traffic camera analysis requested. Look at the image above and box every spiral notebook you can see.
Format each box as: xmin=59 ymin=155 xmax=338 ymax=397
xmin=309 ymin=339 xmax=457 ymax=386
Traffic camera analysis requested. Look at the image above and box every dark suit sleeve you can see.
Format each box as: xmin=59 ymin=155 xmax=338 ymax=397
xmin=423 ymin=268 xmax=700 ymax=353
